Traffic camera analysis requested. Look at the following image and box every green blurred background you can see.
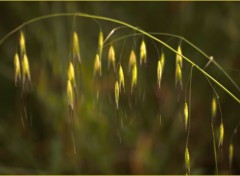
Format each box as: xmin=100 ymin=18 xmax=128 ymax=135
xmin=0 ymin=1 xmax=240 ymax=174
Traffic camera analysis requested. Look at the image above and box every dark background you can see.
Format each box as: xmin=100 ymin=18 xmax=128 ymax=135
xmin=0 ymin=1 xmax=240 ymax=174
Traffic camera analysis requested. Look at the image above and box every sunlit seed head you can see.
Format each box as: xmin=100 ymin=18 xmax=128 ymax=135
xmin=157 ymin=60 xmax=162 ymax=89
xmin=94 ymin=54 xmax=102 ymax=77
xmin=184 ymin=102 xmax=189 ymax=131
xmin=160 ymin=52 xmax=165 ymax=72
xmin=175 ymin=63 xmax=182 ymax=88
xmin=22 ymin=54 xmax=31 ymax=83
xmin=67 ymin=79 xmax=74 ymax=110
xmin=19 ymin=31 xmax=26 ymax=57
xmin=108 ymin=45 xmax=116 ymax=71
xmin=73 ymin=31 xmax=81 ymax=63
xmin=68 ymin=61 xmax=75 ymax=85
xmin=176 ymin=45 xmax=182 ymax=68
xmin=115 ymin=81 xmax=119 ymax=110
xmin=140 ymin=40 xmax=147 ymax=65
xmin=229 ymin=143 xmax=234 ymax=167
xmin=14 ymin=53 xmax=21 ymax=85
xmin=98 ymin=31 xmax=104 ymax=58
xmin=131 ymin=64 xmax=137 ymax=93
xmin=185 ymin=147 xmax=190 ymax=174
xmin=212 ymin=97 xmax=217 ymax=119
xmin=119 ymin=65 xmax=125 ymax=93
xmin=219 ymin=122 xmax=224 ymax=147
xmin=129 ymin=50 xmax=136 ymax=70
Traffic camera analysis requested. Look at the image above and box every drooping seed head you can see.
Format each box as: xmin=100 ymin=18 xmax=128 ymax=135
xmin=176 ymin=45 xmax=182 ymax=68
xmin=175 ymin=63 xmax=182 ymax=89
xmin=131 ymin=64 xmax=137 ymax=93
xmin=73 ymin=31 xmax=81 ymax=63
xmin=184 ymin=102 xmax=189 ymax=131
xmin=94 ymin=53 xmax=102 ymax=77
xmin=14 ymin=53 xmax=21 ymax=86
xmin=219 ymin=122 xmax=224 ymax=147
xmin=157 ymin=60 xmax=162 ymax=89
xmin=212 ymin=96 xmax=217 ymax=119
xmin=22 ymin=54 xmax=31 ymax=83
xmin=119 ymin=65 xmax=125 ymax=93
xmin=229 ymin=143 xmax=234 ymax=167
xmin=129 ymin=50 xmax=136 ymax=71
xmin=98 ymin=30 xmax=104 ymax=59
xmin=160 ymin=51 xmax=165 ymax=71
xmin=19 ymin=31 xmax=26 ymax=57
xmin=67 ymin=79 xmax=74 ymax=110
xmin=68 ymin=61 xmax=75 ymax=85
xmin=140 ymin=39 xmax=147 ymax=65
xmin=115 ymin=81 xmax=119 ymax=110
xmin=185 ymin=147 xmax=190 ymax=174
xmin=108 ymin=45 xmax=116 ymax=71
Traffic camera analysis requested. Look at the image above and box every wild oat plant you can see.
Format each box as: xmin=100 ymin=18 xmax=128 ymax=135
xmin=1 ymin=13 xmax=240 ymax=174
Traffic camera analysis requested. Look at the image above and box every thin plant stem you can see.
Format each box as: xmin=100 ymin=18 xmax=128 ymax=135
xmin=211 ymin=122 xmax=218 ymax=175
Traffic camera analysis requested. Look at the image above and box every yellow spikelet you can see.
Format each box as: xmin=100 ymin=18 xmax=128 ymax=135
xmin=219 ymin=122 xmax=224 ymax=147
xmin=229 ymin=143 xmax=234 ymax=167
xmin=185 ymin=147 xmax=190 ymax=174
xmin=119 ymin=65 xmax=125 ymax=93
xmin=98 ymin=31 xmax=104 ymax=59
xmin=129 ymin=50 xmax=136 ymax=70
xmin=22 ymin=54 xmax=31 ymax=83
xmin=67 ymin=61 xmax=75 ymax=85
xmin=140 ymin=40 xmax=147 ymax=65
xmin=73 ymin=32 xmax=81 ymax=63
xmin=108 ymin=45 xmax=116 ymax=71
xmin=115 ymin=81 xmax=119 ymax=110
xmin=14 ymin=53 xmax=21 ymax=85
xmin=67 ymin=79 xmax=74 ymax=110
xmin=176 ymin=45 xmax=182 ymax=68
xmin=212 ymin=97 xmax=217 ymax=119
xmin=160 ymin=52 xmax=165 ymax=72
xmin=131 ymin=64 xmax=137 ymax=93
xmin=94 ymin=54 xmax=102 ymax=77
xmin=19 ymin=31 xmax=26 ymax=56
xmin=175 ymin=63 xmax=182 ymax=88
xmin=184 ymin=102 xmax=189 ymax=131
xmin=157 ymin=60 xmax=162 ymax=89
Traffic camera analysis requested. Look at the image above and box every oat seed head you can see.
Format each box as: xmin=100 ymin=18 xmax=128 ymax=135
xmin=98 ymin=31 xmax=104 ymax=59
xmin=68 ymin=61 xmax=75 ymax=85
xmin=22 ymin=54 xmax=31 ymax=83
xmin=14 ymin=53 xmax=21 ymax=85
xmin=219 ymin=122 xmax=224 ymax=147
xmin=115 ymin=81 xmax=119 ymax=110
xmin=94 ymin=53 xmax=102 ymax=77
xmin=129 ymin=50 xmax=136 ymax=71
xmin=140 ymin=39 xmax=147 ymax=65
xmin=185 ymin=147 xmax=190 ymax=174
xmin=108 ymin=45 xmax=116 ymax=71
xmin=184 ymin=102 xmax=189 ymax=131
xmin=73 ymin=31 xmax=81 ymax=63
xmin=212 ymin=96 xmax=217 ymax=119
xmin=119 ymin=65 xmax=125 ymax=93
xmin=160 ymin=52 xmax=165 ymax=72
xmin=175 ymin=63 xmax=182 ymax=88
xmin=67 ymin=79 xmax=74 ymax=110
xmin=157 ymin=60 xmax=162 ymax=88
xmin=176 ymin=45 xmax=182 ymax=68
xmin=131 ymin=63 xmax=137 ymax=93
xmin=19 ymin=31 xmax=26 ymax=57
